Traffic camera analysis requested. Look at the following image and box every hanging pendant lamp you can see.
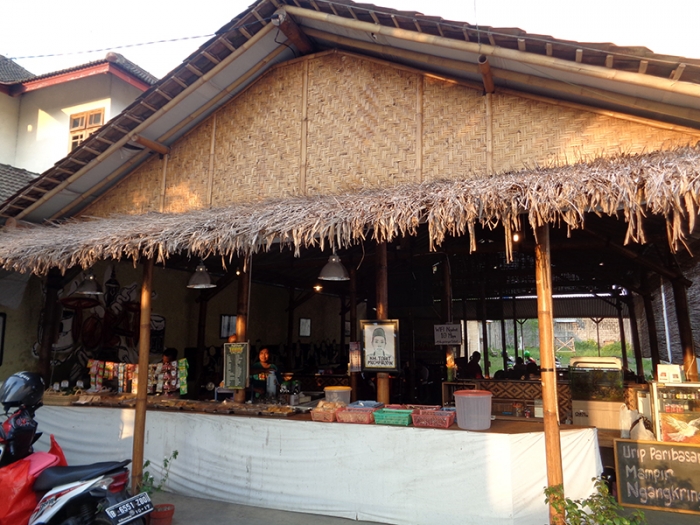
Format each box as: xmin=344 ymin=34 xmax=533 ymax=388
xmin=187 ymin=260 xmax=217 ymax=289
xmin=318 ymin=251 xmax=349 ymax=281
xmin=75 ymin=271 xmax=104 ymax=295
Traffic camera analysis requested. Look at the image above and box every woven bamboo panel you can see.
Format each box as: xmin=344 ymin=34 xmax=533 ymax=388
xmin=492 ymin=94 xmax=697 ymax=174
xmin=163 ymin=118 xmax=214 ymax=213
xmin=305 ymin=54 xmax=419 ymax=194
xmin=464 ymin=379 xmax=572 ymax=421
xmin=422 ymin=77 xmax=487 ymax=180
xmin=81 ymin=155 xmax=163 ymax=217
xmin=212 ymin=65 xmax=303 ymax=206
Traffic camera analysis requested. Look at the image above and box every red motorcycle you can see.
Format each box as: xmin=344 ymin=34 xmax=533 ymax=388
xmin=0 ymin=371 xmax=153 ymax=524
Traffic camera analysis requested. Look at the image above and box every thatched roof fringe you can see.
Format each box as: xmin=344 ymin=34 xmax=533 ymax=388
xmin=3 ymin=146 xmax=700 ymax=276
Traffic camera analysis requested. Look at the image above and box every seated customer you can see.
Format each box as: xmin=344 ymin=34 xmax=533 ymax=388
xmin=459 ymin=351 xmax=484 ymax=379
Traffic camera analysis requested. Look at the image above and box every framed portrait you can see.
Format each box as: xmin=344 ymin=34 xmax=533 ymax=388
xmin=299 ymin=318 xmax=311 ymax=337
xmin=361 ymin=319 xmax=399 ymax=372
xmin=220 ymin=314 xmax=237 ymax=339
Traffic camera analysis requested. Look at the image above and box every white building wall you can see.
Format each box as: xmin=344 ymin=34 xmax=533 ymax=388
xmin=0 ymin=93 xmax=20 ymax=165
xmin=13 ymin=75 xmax=144 ymax=173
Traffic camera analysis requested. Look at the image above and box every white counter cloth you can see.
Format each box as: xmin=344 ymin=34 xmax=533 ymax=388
xmin=35 ymin=407 xmax=601 ymax=525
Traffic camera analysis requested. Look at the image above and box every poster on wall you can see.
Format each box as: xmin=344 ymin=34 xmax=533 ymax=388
xmin=361 ymin=319 xmax=399 ymax=372
xmin=224 ymin=342 xmax=249 ymax=390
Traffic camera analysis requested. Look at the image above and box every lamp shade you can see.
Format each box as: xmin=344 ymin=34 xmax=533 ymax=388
xmin=75 ymin=272 xmax=103 ymax=295
xmin=318 ymin=254 xmax=349 ymax=281
xmin=187 ymin=262 xmax=216 ymax=289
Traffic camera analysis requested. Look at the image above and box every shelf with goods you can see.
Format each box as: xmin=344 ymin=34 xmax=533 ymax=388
xmin=650 ymin=381 xmax=700 ymax=443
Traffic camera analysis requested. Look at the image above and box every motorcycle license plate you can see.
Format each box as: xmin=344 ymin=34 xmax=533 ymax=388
xmin=105 ymin=492 xmax=154 ymax=525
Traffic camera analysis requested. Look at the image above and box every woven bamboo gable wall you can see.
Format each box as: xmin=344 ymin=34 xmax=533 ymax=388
xmin=82 ymin=52 xmax=699 ymax=218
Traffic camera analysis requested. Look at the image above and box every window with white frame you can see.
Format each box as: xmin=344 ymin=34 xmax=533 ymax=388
xmin=69 ymin=108 xmax=104 ymax=151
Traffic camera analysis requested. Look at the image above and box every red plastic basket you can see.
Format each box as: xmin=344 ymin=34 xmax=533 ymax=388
xmin=311 ymin=408 xmax=338 ymax=422
xmin=411 ymin=409 xmax=456 ymax=429
xmin=336 ymin=407 xmax=376 ymax=424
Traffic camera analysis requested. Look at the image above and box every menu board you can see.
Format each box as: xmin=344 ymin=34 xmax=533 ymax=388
xmin=223 ymin=342 xmax=249 ymax=390
xmin=615 ymin=438 xmax=700 ymax=514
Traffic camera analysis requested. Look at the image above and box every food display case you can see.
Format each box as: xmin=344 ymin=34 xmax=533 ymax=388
xmin=569 ymin=357 xmax=624 ymax=430
xmin=650 ymin=381 xmax=700 ymax=443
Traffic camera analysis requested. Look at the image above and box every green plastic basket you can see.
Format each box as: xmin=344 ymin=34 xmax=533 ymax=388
xmin=373 ymin=408 xmax=414 ymax=426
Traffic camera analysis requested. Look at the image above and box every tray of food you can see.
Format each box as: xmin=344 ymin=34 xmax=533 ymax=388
xmin=310 ymin=400 xmax=345 ymax=422
xmin=335 ymin=406 xmax=377 ymax=424
xmin=411 ymin=408 xmax=456 ymax=429
xmin=373 ymin=408 xmax=414 ymax=426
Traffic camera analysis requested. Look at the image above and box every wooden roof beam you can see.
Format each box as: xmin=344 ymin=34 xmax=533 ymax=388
xmin=478 ymin=55 xmax=496 ymax=94
xmin=638 ymin=60 xmax=649 ymax=74
xmin=672 ymin=63 xmax=687 ymax=81
xmin=517 ymin=38 xmax=526 ymax=52
xmin=271 ymin=10 xmax=315 ymax=55
xmin=132 ymin=134 xmax=170 ymax=156
xmin=605 ymin=55 xmax=614 ymax=68
xmin=575 ymin=49 xmax=583 ymax=63
xmin=369 ymin=11 xmax=380 ymax=25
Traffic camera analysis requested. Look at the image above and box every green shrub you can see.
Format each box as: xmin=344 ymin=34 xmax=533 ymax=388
xmin=544 ymin=478 xmax=646 ymax=525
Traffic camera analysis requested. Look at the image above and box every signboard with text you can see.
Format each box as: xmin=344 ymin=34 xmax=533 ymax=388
xmin=615 ymin=438 xmax=700 ymax=514
xmin=434 ymin=324 xmax=462 ymax=345
xmin=223 ymin=342 xmax=249 ymax=390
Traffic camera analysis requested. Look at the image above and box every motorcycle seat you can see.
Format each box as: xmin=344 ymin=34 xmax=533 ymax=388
xmin=33 ymin=460 xmax=130 ymax=492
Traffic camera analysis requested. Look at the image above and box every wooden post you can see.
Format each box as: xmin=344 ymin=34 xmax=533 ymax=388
xmin=534 ymin=224 xmax=565 ymax=525
xmin=195 ymin=294 xmax=208 ymax=389
xmin=350 ymin=267 xmax=358 ymax=402
xmin=616 ymin=296 xmax=629 ymax=371
xmin=38 ymin=268 xmax=62 ymax=386
xmin=376 ymin=242 xmax=390 ymax=404
xmin=234 ymin=257 xmax=251 ymax=403
xmin=642 ymin=291 xmax=661 ymax=377
xmin=671 ymin=278 xmax=698 ymax=381
xmin=500 ymin=295 xmax=508 ymax=372
xmin=131 ymin=257 xmax=154 ymax=494
xmin=625 ymin=295 xmax=645 ymax=379
xmin=442 ymin=255 xmax=456 ymax=376
xmin=480 ymin=283 xmax=490 ymax=377
xmin=512 ymin=296 xmax=519 ymax=359
xmin=287 ymin=286 xmax=295 ymax=371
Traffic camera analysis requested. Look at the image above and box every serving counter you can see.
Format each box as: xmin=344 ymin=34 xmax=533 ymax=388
xmin=35 ymin=402 xmax=601 ymax=525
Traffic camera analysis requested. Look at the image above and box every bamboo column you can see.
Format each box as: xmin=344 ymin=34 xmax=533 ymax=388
xmin=234 ymin=257 xmax=251 ymax=403
xmin=287 ymin=286 xmax=295 ymax=370
xmin=350 ymin=268 xmax=358 ymax=401
xmin=534 ymin=225 xmax=564 ymax=525
xmin=512 ymin=296 xmax=519 ymax=359
xmin=376 ymin=242 xmax=390 ymax=404
xmin=38 ymin=268 xmax=62 ymax=385
xmin=131 ymin=257 xmax=154 ymax=494
xmin=671 ymin=278 xmax=698 ymax=381
xmin=500 ymin=295 xmax=508 ymax=372
xmin=195 ymin=295 xmax=208 ymax=389
xmin=625 ymin=295 xmax=645 ymax=379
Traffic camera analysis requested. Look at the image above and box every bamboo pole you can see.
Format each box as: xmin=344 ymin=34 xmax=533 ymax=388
xmin=478 ymin=55 xmax=495 ymax=94
xmin=303 ymin=29 xmax=700 ymax=131
xmin=500 ymin=295 xmax=508 ymax=372
xmin=299 ymin=60 xmax=309 ymax=194
xmin=376 ymin=242 xmax=390 ymax=404
xmin=671 ymin=278 xmax=698 ymax=381
xmin=350 ymin=267 xmax=358 ymax=402
xmin=131 ymin=257 xmax=154 ymax=494
xmin=512 ymin=296 xmax=519 ymax=359
xmin=158 ymin=153 xmax=169 ymax=213
xmin=534 ymin=224 xmax=565 ymax=525
xmin=234 ymin=257 xmax=251 ymax=403
xmin=485 ymin=92 xmax=493 ymax=175
xmin=207 ymin=113 xmax=217 ymax=208
xmin=416 ymin=77 xmax=424 ymax=182
xmin=284 ymin=5 xmax=700 ymax=99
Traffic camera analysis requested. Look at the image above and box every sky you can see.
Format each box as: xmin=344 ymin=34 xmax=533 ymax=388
xmin=4 ymin=0 xmax=700 ymax=79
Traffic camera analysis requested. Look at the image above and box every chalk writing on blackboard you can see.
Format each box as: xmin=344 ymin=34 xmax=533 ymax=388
xmin=223 ymin=342 xmax=249 ymax=390
xmin=615 ymin=438 xmax=700 ymax=514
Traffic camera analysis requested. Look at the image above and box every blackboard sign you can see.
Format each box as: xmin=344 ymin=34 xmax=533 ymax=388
xmin=223 ymin=342 xmax=249 ymax=390
xmin=615 ymin=438 xmax=700 ymax=514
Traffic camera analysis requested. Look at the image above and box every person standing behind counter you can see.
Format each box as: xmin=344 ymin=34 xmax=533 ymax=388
xmin=250 ymin=347 xmax=281 ymax=400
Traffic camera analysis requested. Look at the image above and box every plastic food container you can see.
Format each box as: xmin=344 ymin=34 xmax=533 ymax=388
xmin=324 ymin=386 xmax=352 ymax=404
xmin=454 ymin=390 xmax=493 ymax=430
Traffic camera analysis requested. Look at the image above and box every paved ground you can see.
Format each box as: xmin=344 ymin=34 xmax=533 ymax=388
xmin=152 ymin=492 xmax=698 ymax=525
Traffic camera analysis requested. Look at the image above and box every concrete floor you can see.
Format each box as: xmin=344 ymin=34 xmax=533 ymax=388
xmin=152 ymin=491 xmax=699 ymax=525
